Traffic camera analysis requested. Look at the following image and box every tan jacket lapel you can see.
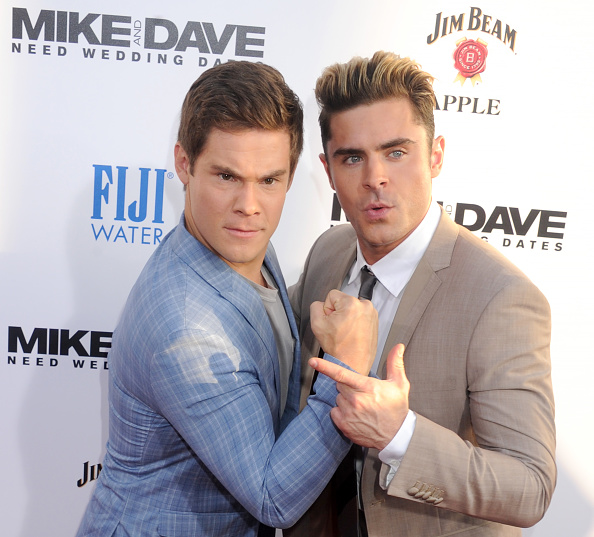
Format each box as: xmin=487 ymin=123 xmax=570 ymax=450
xmin=378 ymin=210 xmax=459 ymax=378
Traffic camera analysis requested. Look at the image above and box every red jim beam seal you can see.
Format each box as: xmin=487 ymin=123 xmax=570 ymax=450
xmin=453 ymin=38 xmax=488 ymax=86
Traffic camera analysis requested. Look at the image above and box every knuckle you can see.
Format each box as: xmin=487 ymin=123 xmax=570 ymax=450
xmin=336 ymin=371 xmax=347 ymax=384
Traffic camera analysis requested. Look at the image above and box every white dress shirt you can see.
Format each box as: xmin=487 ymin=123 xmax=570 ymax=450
xmin=340 ymin=201 xmax=441 ymax=487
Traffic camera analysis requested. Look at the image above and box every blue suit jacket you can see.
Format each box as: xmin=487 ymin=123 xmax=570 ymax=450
xmin=76 ymin=216 xmax=350 ymax=536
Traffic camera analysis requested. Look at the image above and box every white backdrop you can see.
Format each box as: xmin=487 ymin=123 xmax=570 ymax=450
xmin=2 ymin=1 xmax=593 ymax=535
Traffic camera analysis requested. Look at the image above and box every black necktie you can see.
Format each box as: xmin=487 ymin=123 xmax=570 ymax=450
xmin=358 ymin=266 xmax=378 ymax=301
xmin=337 ymin=266 xmax=377 ymax=537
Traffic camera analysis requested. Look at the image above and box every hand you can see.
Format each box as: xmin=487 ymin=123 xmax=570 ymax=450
xmin=309 ymin=344 xmax=409 ymax=450
xmin=310 ymin=289 xmax=378 ymax=375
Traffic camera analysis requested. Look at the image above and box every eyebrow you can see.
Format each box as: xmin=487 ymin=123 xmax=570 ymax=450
xmin=210 ymin=164 xmax=289 ymax=180
xmin=260 ymin=168 xmax=289 ymax=179
xmin=332 ymin=137 xmax=416 ymax=158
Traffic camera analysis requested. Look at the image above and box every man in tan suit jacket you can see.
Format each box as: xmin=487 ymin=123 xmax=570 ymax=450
xmin=286 ymin=52 xmax=556 ymax=536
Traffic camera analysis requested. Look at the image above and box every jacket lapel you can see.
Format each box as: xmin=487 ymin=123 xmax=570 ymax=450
xmin=298 ymin=226 xmax=357 ymax=406
xmin=310 ymin=229 xmax=357 ymax=307
xmin=173 ymin=216 xmax=278 ymax=372
xmin=378 ymin=209 xmax=459 ymax=378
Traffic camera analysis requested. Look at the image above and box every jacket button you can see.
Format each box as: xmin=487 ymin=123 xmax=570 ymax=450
xmin=422 ymin=486 xmax=436 ymax=500
xmin=427 ymin=489 xmax=444 ymax=504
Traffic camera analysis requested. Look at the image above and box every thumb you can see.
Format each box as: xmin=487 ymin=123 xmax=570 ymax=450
xmin=309 ymin=300 xmax=324 ymax=322
xmin=386 ymin=343 xmax=406 ymax=383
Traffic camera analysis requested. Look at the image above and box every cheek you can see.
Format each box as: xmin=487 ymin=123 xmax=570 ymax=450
xmin=269 ymin=195 xmax=287 ymax=223
xmin=333 ymin=177 xmax=357 ymax=204
xmin=408 ymin=178 xmax=432 ymax=212
xmin=190 ymin=187 xmax=219 ymax=218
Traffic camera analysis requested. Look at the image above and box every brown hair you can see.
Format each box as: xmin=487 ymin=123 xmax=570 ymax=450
xmin=178 ymin=61 xmax=303 ymax=174
xmin=316 ymin=51 xmax=436 ymax=153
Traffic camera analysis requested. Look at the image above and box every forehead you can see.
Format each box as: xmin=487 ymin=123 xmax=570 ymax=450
xmin=327 ymin=98 xmax=425 ymax=148
xmin=200 ymin=128 xmax=291 ymax=161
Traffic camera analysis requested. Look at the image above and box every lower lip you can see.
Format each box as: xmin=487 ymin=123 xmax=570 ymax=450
xmin=364 ymin=207 xmax=390 ymax=220
xmin=226 ymin=228 xmax=260 ymax=238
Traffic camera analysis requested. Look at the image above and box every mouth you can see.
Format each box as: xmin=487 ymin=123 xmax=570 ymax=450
xmin=363 ymin=202 xmax=392 ymax=219
xmin=225 ymin=227 xmax=261 ymax=238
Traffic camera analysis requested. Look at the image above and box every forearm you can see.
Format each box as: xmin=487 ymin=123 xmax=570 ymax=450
xmin=151 ymin=332 xmax=350 ymax=528
xmin=257 ymin=362 xmax=351 ymax=526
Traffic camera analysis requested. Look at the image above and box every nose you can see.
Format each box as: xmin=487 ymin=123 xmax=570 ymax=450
xmin=363 ymin=157 xmax=388 ymax=190
xmin=234 ymin=182 xmax=260 ymax=216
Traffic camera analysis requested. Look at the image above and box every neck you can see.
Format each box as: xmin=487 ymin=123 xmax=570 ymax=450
xmin=250 ymin=268 xmax=267 ymax=288
xmin=182 ymin=206 xmax=267 ymax=287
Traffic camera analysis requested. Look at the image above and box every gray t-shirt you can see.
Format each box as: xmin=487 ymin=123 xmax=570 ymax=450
xmin=244 ymin=266 xmax=294 ymax=416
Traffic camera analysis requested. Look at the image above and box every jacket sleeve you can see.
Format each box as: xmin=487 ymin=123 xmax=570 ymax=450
xmin=382 ymin=278 xmax=556 ymax=527
xmin=148 ymin=327 xmax=350 ymax=529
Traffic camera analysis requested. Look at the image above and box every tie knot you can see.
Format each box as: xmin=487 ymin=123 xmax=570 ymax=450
xmin=358 ymin=266 xmax=377 ymax=301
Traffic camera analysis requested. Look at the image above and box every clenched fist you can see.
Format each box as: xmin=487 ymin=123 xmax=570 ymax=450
xmin=310 ymin=289 xmax=378 ymax=375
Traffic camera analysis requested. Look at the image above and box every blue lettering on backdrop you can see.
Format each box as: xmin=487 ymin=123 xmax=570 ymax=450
xmin=91 ymin=165 xmax=171 ymax=245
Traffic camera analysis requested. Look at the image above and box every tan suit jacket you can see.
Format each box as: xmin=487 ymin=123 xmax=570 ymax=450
xmin=287 ymin=210 xmax=556 ymax=536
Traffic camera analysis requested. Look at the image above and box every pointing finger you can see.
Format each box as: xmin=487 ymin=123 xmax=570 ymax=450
xmin=308 ymin=358 xmax=367 ymax=389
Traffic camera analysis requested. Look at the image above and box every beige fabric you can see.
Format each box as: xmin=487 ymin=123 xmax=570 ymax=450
xmin=286 ymin=209 xmax=556 ymax=537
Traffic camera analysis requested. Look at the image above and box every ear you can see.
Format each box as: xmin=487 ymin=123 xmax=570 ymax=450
xmin=174 ymin=143 xmax=191 ymax=185
xmin=430 ymin=136 xmax=445 ymax=179
xmin=319 ymin=153 xmax=336 ymax=191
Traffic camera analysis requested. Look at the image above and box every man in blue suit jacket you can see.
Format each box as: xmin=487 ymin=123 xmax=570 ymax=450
xmin=76 ymin=61 xmax=377 ymax=536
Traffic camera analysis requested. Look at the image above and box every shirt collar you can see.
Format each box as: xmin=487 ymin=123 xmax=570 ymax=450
xmin=347 ymin=201 xmax=441 ymax=298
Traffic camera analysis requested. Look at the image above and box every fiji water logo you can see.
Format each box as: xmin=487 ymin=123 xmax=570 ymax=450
xmin=91 ymin=164 xmax=175 ymax=245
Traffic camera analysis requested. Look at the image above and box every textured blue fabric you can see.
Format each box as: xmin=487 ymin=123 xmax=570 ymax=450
xmin=76 ymin=215 xmax=350 ymax=536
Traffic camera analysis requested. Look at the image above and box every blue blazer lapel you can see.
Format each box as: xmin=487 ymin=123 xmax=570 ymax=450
xmin=172 ymin=219 xmax=278 ymax=374
xmin=172 ymin=218 xmax=297 ymax=430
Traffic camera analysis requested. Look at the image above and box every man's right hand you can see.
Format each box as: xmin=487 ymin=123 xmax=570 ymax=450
xmin=310 ymin=289 xmax=378 ymax=375
xmin=308 ymin=344 xmax=409 ymax=450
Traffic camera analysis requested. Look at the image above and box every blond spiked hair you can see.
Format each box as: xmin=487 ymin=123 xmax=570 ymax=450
xmin=316 ymin=51 xmax=436 ymax=154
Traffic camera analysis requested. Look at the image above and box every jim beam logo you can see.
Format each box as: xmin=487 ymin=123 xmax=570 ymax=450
xmin=453 ymin=37 xmax=488 ymax=86
xmin=427 ymin=7 xmax=517 ymax=51
xmin=77 ymin=461 xmax=102 ymax=488
xmin=428 ymin=7 xmax=518 ymax=115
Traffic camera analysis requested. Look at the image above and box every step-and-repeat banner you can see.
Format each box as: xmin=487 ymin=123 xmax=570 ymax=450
xmin=2 ymin=1 xmax=593 ymax=535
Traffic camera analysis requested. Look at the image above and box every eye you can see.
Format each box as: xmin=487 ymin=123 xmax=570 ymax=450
xmin=345 ymin=155 xmax=362 ymax=164
xmin=390 ymin=150 xmax=404 ymax=159
xmin=263 ymin=177 xmax=276 ymax=185
xmin=219 ymin=173 xmax=233 ymax=181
